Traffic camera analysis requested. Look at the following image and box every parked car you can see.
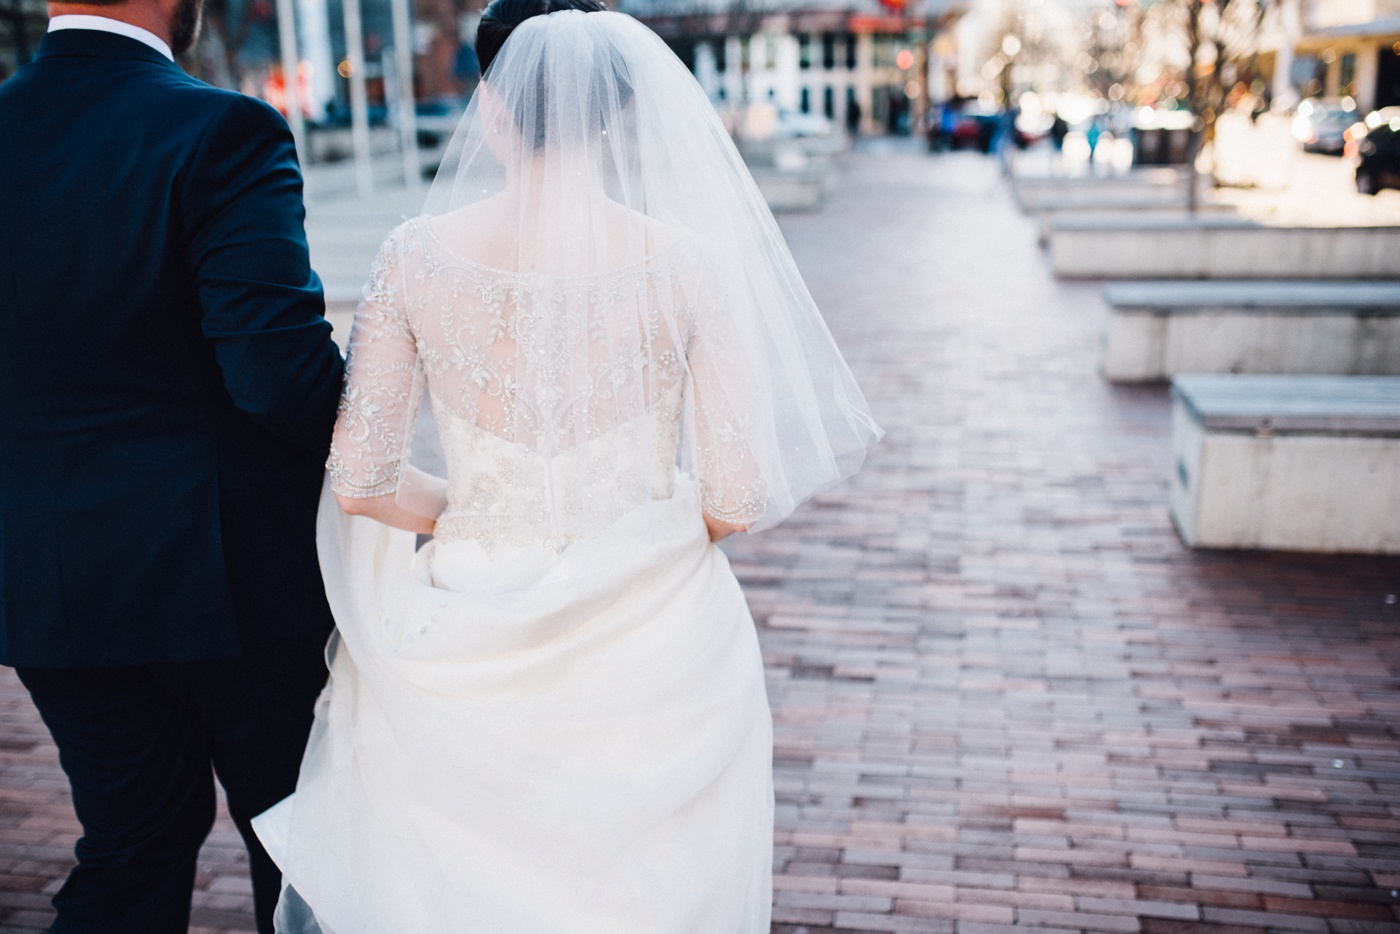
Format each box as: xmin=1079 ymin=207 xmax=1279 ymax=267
xmin=1344 ymin=105 xmax=1400 ymax=158
xmin=933 ymin=105 xmax=1037 ymax=153
xmin=415 ymin=97 xmax=468 ymax=148
xmin=1355 ymin=112 xmax=1400 ymax=195
xmin=320 ymin=100 xmax=389 ymax=129
xmin=772 ymin=109 xmax=834 ymax=139
xmin=1291 ymin=97 xmax=1357 ymax=154
xmin=942 ymin=109 xmax=991 ymax=151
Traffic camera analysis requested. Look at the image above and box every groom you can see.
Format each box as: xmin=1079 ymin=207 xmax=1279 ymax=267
xmin=0 ymin=0 xmax=344 ymax=931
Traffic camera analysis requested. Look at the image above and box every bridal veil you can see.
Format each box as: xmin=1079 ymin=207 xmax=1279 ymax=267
xmin=329 ymin=9 xmax=881 ymax=536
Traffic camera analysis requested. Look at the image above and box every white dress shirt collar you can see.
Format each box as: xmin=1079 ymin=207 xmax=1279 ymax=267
xmin=47 ymin=14 xmax=175 ymax=62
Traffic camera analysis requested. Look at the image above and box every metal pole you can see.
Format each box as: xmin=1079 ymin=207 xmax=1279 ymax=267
xmin=1272 ymin=0 xmax=1300 ymax=111
xmin=12 ymin=0 xmax=33 ymax=65
xmin=389 ymin=0 xmax=422 ymax=188
xmin=342 ymin=0 xmax=374 ymax=197
xmin=275 ymin=0 xmax=306 ymax=162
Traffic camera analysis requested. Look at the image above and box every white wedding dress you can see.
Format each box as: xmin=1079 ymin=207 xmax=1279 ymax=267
xmin=255 ymin=218 xmax=776 ymax=933
xmin=255 ymin=12 xmax=882 ymax=930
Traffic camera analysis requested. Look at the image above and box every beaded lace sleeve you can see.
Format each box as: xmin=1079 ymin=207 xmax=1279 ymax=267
xmin=326 ymin=227 xmax=419 ymax=498
xmin=684 ymin=269 xmax=767 ymax=526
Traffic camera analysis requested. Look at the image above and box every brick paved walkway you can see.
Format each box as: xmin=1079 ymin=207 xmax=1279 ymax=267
xmin=2 ymin=149 xmax=1398 ymax=933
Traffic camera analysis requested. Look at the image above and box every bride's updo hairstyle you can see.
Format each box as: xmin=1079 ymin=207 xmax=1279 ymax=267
xmin=475 ymin=0 xmax=632 ymax=151
xmin=475 ymin=0 xmax=605 ymax=74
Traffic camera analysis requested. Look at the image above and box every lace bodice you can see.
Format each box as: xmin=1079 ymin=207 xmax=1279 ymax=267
xmin=430 ymin=405 xmax=683 ymax=552
xmin=328 ymin=217 xmax=765 ymax=552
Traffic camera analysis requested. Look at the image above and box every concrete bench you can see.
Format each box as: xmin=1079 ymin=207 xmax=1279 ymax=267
xmin=749 ymin=166 xmax=828 ymax=212
xmin=1037 ymin=205 xmax=1234 ymax=247
xmin=1169 ymin=374 xmax=1400 ymax=553
xmin=1012 ymin=168 xmax=1194 ymax=212
xmin=1049 ymin=215 xmax=1400 ymax=279
xmin=1102 ymin=281 xmax=1400 ymax=381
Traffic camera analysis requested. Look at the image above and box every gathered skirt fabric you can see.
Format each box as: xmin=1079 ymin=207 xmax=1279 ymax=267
xmin=258 ymin=479 xmax=774 ymax=933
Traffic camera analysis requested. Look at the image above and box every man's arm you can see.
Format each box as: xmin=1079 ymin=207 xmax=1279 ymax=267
xmin=182 ymin=93 xmax=345 ymax=453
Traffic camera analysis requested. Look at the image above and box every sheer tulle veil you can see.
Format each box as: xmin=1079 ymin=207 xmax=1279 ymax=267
xmin=386 ymin=8 xmax=881 ymax=532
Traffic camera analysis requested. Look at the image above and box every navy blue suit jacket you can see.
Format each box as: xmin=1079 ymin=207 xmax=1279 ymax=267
xmin=0 ymin=30 xmax=345 ymax=667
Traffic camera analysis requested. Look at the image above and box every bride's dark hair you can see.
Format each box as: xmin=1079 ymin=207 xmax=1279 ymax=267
xmin=475 ymin=0 xmax=606 ymax=75
xmin=474 ymin=0 xmax=633 ymax=152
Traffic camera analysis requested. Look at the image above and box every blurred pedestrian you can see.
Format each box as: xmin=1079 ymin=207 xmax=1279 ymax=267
xmin=1086 ymin=115 xmax=1103 ymax=172
xmin=994 ymin=103 xmax=1019 ymax=174
xmin=1050 ymin=113 xmax=1068 ymax=172
xmin=887 ymin=88 xmax=907 ymax=135
xmin=1249 ymin=84 xmax=1269 ymax=125
xmin=940 ymin=98 xmax=960 ymax=150
xmin=846 ymin=96 xmax=863 ymax=137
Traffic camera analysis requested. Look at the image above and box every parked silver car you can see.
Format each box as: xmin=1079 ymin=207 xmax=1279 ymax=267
xmin=1292 ymin=97 xmax=1358 ymax=154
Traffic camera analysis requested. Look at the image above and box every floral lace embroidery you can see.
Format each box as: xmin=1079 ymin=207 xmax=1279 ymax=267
xmin=327 ymin=217 xmax=766 ymax=550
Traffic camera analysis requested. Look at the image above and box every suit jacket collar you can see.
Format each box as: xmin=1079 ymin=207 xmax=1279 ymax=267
xmin=36 ymin=28 xmax=180 ymax=70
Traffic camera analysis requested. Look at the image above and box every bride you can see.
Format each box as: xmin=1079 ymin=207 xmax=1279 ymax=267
xmin=254 ymin=3 xmax=880 ymax=931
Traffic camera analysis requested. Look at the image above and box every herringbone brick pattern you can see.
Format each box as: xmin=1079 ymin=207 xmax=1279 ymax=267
xmin=1 ymin=148 xmax=1396 ymax=932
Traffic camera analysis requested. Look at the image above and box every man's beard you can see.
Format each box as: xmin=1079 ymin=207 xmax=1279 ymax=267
xmin=169 ymin=0 xmax=203 ymax=58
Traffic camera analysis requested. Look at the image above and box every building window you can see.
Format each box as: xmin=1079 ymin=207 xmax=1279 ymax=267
xmin=1379 ymin=44 xmax=1400 ymax=108
xmin=824 ymin=86 xmax=835 ymax=118
xmin=1340 ymin=52 xmax=1356 ymax=96
xmin=874 ymin=35 xmax=893 ymax=68
xmin=799 ymin=33 xmax=811 ymax=70
xmin=846 ymin=33 xmax=858 ymax=70
xmin=801 ymin=86 xmax=811 ymax=112
xmin=0 ymin=0 xmax=47 ymax=80
xmin=1291 ymin=55 xmax=1325 ymax=98
xmin=822 ymin=32 xmax=837 ymax=70
xmin=714 ymin=39 xmax=726 ymax=73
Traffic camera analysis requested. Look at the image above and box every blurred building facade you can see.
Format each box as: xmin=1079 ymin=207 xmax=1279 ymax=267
xmin=0 ymin=0 xmax=46 ymax=81
xmin=212 ymin=0 xmax=477 ymax=119
xmin=1 ymin=0 xmax=478 ymax=119
xmin=1292 ymin=0 xmax=1400 ymax=110
xmin=619 ymin=0 xmax=964 ymax=134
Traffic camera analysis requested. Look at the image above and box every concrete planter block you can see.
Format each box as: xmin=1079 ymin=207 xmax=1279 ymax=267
xmin=1019 ymin=184 xmax=1189 ymax=212
xmin=1012 ymin=167 xmax=1194 ymax=213
xmin=750 ymin=167 xmax=827 ymax=212
xmin=740 ymin=136 xmax=844 ymax=212
xmin=1050 ymin=216 xmax=1400 ymax=279
xmin=1170 ymin=375 xmax=1400 ymax=554
xmin=1101 ymin=281 xmax=1400 ymax=381
xmin=1038 ymin=205 xmax=1234 ymax=247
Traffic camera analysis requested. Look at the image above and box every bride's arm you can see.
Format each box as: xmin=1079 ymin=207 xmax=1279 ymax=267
xmin=327 ymin=227 xmax=444 ymax=532
xmin=685 ymin=270 xmax=767 ymax=540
